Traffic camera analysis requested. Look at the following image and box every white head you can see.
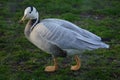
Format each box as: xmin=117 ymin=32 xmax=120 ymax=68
xmin=19 ymin=6 xmax=39 ymax=22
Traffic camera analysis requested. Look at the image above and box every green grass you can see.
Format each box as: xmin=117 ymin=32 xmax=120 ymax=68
xmin=0 ymin=0 xmax=120 ymax=80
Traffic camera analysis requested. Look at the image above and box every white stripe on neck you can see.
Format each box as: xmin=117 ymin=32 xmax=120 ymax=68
xmin=30 ymin=18 xmax=39 ymax=32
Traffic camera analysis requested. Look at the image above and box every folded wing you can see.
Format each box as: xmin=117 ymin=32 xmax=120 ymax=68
xmin=37 ymin=20 xmax=109 ymax=51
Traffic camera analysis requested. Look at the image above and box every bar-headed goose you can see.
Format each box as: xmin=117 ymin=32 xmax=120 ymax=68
xmin=19 ymin=6 xmax=109 ymax=72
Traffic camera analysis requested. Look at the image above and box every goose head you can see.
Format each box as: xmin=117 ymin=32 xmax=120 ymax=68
xmin=19 ymin=6 xmax=39 ymax=23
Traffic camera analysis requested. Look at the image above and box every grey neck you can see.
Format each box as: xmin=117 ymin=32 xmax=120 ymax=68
xmin=30 ymin=18 xmax=40 ymax=31
xmin=24 ymin=18 xmax=40 ymax=39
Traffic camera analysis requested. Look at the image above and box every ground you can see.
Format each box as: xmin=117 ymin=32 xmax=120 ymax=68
xmin=0 ymin=0 xmax=120 ymax=80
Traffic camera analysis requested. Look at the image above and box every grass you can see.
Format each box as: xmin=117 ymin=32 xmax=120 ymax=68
xmin=0 ymin=0 xmax=120 ymax=80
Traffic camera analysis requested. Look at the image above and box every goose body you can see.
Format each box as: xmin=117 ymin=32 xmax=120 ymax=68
xmin=19 ymin=7 xmax=109 ymax=72
xmin=27 ymin=18 xmax=109 ymax=55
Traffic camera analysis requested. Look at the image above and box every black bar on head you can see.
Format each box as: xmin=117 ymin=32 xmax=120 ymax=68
xmin=29 ymin=6 xmax=33 ymax=13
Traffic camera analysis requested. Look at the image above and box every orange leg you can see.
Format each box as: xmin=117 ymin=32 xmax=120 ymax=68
xmin=71 ymin=55 xmax=81 ymax=71
xmin=45 ymin=58 xmax=58 ymax=72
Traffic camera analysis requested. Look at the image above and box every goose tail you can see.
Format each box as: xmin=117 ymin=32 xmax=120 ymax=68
xmin=101 ymin=43 xmax=109 ymax=49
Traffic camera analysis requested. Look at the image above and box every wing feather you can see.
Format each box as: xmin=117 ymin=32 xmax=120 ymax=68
xmin=35 ymin=21 xmax=105 ymax=51
xmin=41 ymin=19 xmax=101 ymax=41
xmin=34 ymin=19 xmax=109 ymax=51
